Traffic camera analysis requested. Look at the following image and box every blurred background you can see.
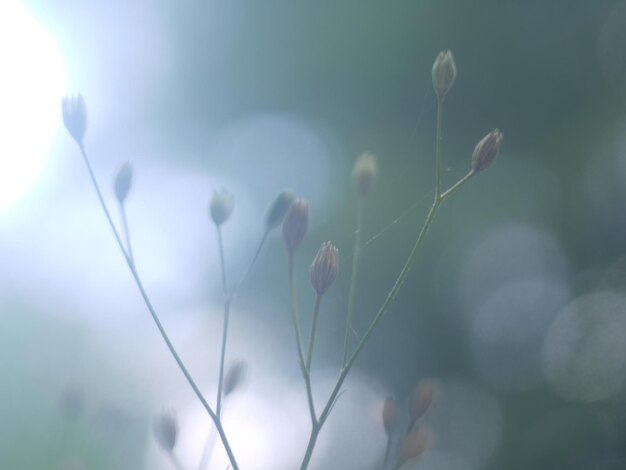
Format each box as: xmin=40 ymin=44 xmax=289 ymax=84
xmin=1 ymin=0 xmax=626 ymax=468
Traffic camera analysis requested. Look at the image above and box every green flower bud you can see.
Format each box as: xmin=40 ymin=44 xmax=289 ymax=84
xmin=310 ymin=241 xmax=339 ymax=296
xmin=471 ymin=129 xmax=503 ymax=173
xmin=432 ymin=50 xmax=457 ymax=101
xmin=114 ymin=162 xmax=133 ymax=204
xmin=352 ymin=153 xmax=378 ymax=197
xmin=210 ymin=188 xmax=234 ymax=226
xmin=154 ymin=410 xmax=178 ymax=453
xmin=282 ymin=198 xmax=309 ymax=253
xmin=61 ymin=93 xmax=87 ymax=145
xmin=265 ymin=191 xmax=295 ymax=231
xmin=223 ymin=360 xmax=246 ymax=397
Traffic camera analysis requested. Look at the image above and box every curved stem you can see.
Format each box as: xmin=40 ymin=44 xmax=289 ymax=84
xmin=215 ymin=225 xmax=229 ymax=418
xmin=231 ymin=230 xmax=268 ymax=297
xmin=306 ymin=294 xmax=322 ymax=372
xmin=342 ymin=197 xmax=364 ymax=366
xmin=435 ymin=97 xmax=444 ymax=198
xmin=288 ymin=252 xmax=317 ymax=424
xmin=77 ymin=144 xmax=239 ymax=470
xmin=119 ymin=202 xmax=134 ymax=266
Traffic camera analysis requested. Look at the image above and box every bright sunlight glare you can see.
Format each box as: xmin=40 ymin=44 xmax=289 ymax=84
xmin=0 ymin=1 xmax=64 ymax=210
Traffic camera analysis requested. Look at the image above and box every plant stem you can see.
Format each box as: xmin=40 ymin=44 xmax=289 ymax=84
xmin=119 ymin=202 xmax=134 ymax=266
xmin=306 ymin=294 xmax=322 ymax=372
xmin=78 ymin=144 xmax=239 ymax=470
xmin=298 ymin=98 xmax=475 ymax=470
xmin=342 ymin=196 xmax=364 ymax=366
xmin=383 ymin=435 xmax=393 ymax=470
xmin=232 ymin=229 xmax=268 ymax=296
xmin=435 ymin=97 xmax=444 ymax=198
xmin=288 ymin=251 xmax=317 ymax=424
xmin=215 ymin=225 xmax=229 ymax=418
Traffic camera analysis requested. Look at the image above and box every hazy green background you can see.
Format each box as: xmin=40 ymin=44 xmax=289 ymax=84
xmin=3 ymin=0 xmax=626 ymax=469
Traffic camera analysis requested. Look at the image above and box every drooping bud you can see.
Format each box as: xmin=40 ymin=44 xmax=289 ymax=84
xmin=210 ymin=188 xmax=234 ymax=226
xmin=154 ymin=410 xmax=178 ymax=453
xmin=223 ymin=360 xmax=247 ymax=397
xmin=382 ymin=396 xmax=397 ymax=436
xmin=352 ymin=153 xmax=378 ymax=197
xmin=282 ymin=199 xmax=309 ymax=253
xmin=471 ymin=129 xmax=503 ymax=173
xmin=61 ymin=93 xmax=88 ymax=145
xmin=114 ymin=162 xmax=133 ymax=204
xmin=265 ymin=191 xmax=295 ymax=231
xmin=398 ymin=430 xmax=428 ymax=465
xmin=432 ymin=50 xmax=457 ymax=101
xmin=410 ymin=379 xmax=437 ymax=423
xmin=310 ymin=241 xmax=339 ymax=296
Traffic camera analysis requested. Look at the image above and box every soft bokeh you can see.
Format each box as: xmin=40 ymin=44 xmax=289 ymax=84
xmin=3 ymin=0 xmax=626 ymax=469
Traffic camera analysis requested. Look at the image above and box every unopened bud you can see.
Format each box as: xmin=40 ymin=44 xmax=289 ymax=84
xmin=310 ymin=241 xmax=339 ymax=296
xmin=154 ymin=410 xmax=178 ymax=453
xmin=352 ymin=153 xmax=378 ymax=197
xmin=382 ymin=396 xmax=397 ymax=436
xmin=223 ymin=360 xmax=246 ymax=397
xmin=410 ymin=379 xmax=437 ymax=422
xmin=114 ymin=162 xmax=133 ymax=204
xmin=398 ymin=430 xmax=428 ymax=465
xmin=265 ymin=191 xmax=295 ymax=231
xmin=209 ymin=188 xmax=235 ymax=226
xmin=471 ymin=129 xmax=503 ymax=173
xmin=283 ymin=199 xmax=309 ymax=253
xmin=432 ymin=50 xmax=457 ymax=101
xmin=61 ymin=93 xmax=88 ymax=145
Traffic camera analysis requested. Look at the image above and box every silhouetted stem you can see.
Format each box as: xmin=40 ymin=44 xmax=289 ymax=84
xmin=77 ymin=144 xmax=239 ymax=470
xmin=216 ymin=225 xmax=229 ymax=418
xmin=306 ymin=294 xmax=322 ymax=372
xmin=288 ymin=252 xmax=317 ymax=424
xmin=342 ymin=197 xmax=364 ymax=366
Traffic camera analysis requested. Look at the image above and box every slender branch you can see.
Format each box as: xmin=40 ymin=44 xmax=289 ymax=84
xmin=299 ymin=98 xmax=476 ymax=470
xmin=119 ymin=202 xmax=134 ymax=266
xmin=231 ymin=229 xmax=269 ymax=297
xmin=435 ymin=97 xmax=444 ymax=198
xmin=342 ymin=197 xmax=364 ymax=366
xmin=383 ymin=435 xmax=393 ymax=470
xmin=288 ymin=252 xmax=317 ymax=424
xmin=306 ymin=294 xmax=322 ymax=372
xmin=215 ymin=225 xmax=229 ymax=418
xmin=77 ymin=144 xmax=239 ymax=470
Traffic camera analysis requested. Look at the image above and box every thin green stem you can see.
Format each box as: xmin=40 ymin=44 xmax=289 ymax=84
xmin=383 ymin=435 xmax=393 ymax=470
xmin=440 ymin=170 xmax=475 ymax=200
xmin=77 ymin=144 xmax=239 ymax=470
xmin=215 ymin=225 xmax=229 ymax=418
xmin=306 ymin=294 xmax=322 ymax=372
xmin=119 ymin=203 xmax=134 ymax=266
xmin=288 ymin=252 xmax=317 ymax=424
xmin=435 ymin=97 xmax=444 ymax=198
xmin=231 ymin=229 xmax=268 ymax=297
xmin=342 ymin=197 xmax=364 ymax=366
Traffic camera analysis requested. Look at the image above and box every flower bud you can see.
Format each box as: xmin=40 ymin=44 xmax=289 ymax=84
xmin=283 ymin=199 xmax=309 ymax=253
xmin=210 ymin=188 xmax=234 ymax=226
xmin=310 ymin=241 xmax=339 ymax=296
xmin=114 ymin=162 xmax=133 ymax=204
xmin=410 ymin=379 xmax=437 ymax=423
xmin=352 ymin=153 xmax=378 ymax=197
xmin=154 ymin=410 xmax=178 ymax=453
xmin=432 ymin=50 xmax=457 ymax=101
xmin=471 ymin=129 xmax=503 ymax=173
xmin=398 ymin=430 xmax=428 ymax=465
xmin=265 ymin=191 xmax=295 ymax=231
xmin=223 ymin=360 xmax=246 ymax=397
xmin=382 ymin=396 xmax=397 ymax=436
xmin=61 ymin=93 xmax=88 ymax=145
